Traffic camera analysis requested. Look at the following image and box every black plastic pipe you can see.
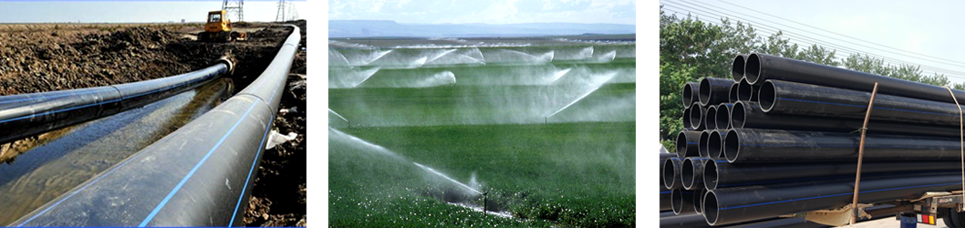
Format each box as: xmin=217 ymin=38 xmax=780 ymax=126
xmin=736 ymin=78 xmax=758 ymax=102
xmin=672 ymin=189 xmax=696 ymax=215
xmin=682 ymin=82 xmax=699 ymax=107
xmin=682 ymin=157 xmax=710 ymax=190
xmin=724 ymin=128 xmax=963 ymax=163
xmin=731 ymin=54 xmax=746 ymax=82
xmin=745 ymin=53 xmax=965 ymax=104
xmin=663 ymin=157 xmax=685 ymax=189
xmin=698 ymin=130 xmax=712 ymax=158
xmin=676 ymin=130 xmax=701 ymax=158
xmin=699 ymin=77 xmax=732 ymax=106
xmin=11 ymin=25 xmax=301 ymax=226
xmin=682 ymin=106 xmax=692 ymax=130
xmin=689 ymin=103 xmax=707 ymax=130
xmin=704 ymin=105 xmax=718 ymax=130
xmin=704 ymin=159 xmax=962 ymax=190
xmin=647 ymin=153 xmax=677 ymax=211
xmin=728 ymin=82 xmax=739 ymax=103
xmin=761 ymin=80 xmax=965 ymax=126
xmin=715 ymin=103 xmax=733 ymax=130
xmin=708 ymin=130 xmax=726 ymax=158
xmin=0 ymin=61 xmax=231 ymax=145
xmin=732 ymin=101 xmax=965 ymax=138
xmin=703 ymin=172 xmax=964 ymax=226
xmin=693 ymin=188 xmax=708 ymax=215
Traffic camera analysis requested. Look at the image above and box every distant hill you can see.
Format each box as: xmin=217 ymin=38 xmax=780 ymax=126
xmin=329 ymin=20 xmax=635 ymax=38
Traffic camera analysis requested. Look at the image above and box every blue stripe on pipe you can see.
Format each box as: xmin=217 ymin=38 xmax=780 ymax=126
xmin=776 ymin=97 xmax=961 ymax=117
xmin=228 ymin=115 xmax=275 ymax=226
xmin=717 ymin=171 xmax=947 ymax=188
xmin=687 ymin=142 xmax=698 ymax=145
xmin=0 ymin=87 xmax=113 ymax=105
xmin=719 ymin=181 xmax=961 ymax=210
xmin=0 ymin=70 xmax=219 ymax=125
xmin=740 ymin=144 xmax=951 ymax=149
xmin=661 ymin=191 xmax=672 ymax=194
xmin=139 ymin=100 xmax=259 ymax=227
xmin=15 ymin=141 xmax=154 ymax=226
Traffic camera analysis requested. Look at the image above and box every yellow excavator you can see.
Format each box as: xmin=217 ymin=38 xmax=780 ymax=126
xmin=198 ymin=10 xmax=246 ymax=42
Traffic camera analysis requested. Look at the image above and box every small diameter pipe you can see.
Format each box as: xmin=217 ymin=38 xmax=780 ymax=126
xmin=682 ymin=82 xmax=699 ymax=107
xmin=724 ymin=128 xmax=963 ymax=163
xmin=715 ymin=103 xmax=733 ymax=130
xmin=663 ymin=157 xmax=685 ymax=189
xmin=728 ymin=82 xmax=739 ymax=103
xmin=699 ymin=77 xmax=732 ymax=106
xmin=703 ymin=160 xmax=962 ymax=190
xmin=703 ymin=172 xmax=964 ymax=226
xmin=698 ymin=130 xmax=712 ymax=158
xmin=744 ymin=53 xmax=965 ymax=104
xmin=676 ymin=130 xmax=702 ymax=158
xmin=760 ymin=79 xmax=965 ymax=125
xmin=693 ymin=188 xmax=708 ymax=215
xmin=672 ymin=189 xmax=696 ymax=215
xmin=689 ymin=103 xmax=707 ymax=130
xmin=682 ymin=157 xmax=710 ymax=190
xmin=704 ymin=105 xmax=718 ymax=130
xmin=731 ymin=101 xmax=965 ymax=138
xmin=731 ymin=54 xmax=746 ymax=82
xmin=708 ymin=130 xmax=726 ymax=159
xmin=661 ymin=153 xmax=676 ymax=211
xmin=736 ymin=78 xmax=757 ymax=102
xmin=682 ymin=106 xmax=692 ymax=130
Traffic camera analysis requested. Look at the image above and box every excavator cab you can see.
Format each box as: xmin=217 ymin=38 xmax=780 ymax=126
xmin=198 ymin=10 xmax=245 ymax=42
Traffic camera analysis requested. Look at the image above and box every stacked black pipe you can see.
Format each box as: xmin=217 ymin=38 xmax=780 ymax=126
xmin=666 ymin=53 xmax=965 ymax=226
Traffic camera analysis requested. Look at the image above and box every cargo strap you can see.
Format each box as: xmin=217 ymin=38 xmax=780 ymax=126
xmin=850 ymin=82 xmax=879 ymax=225
xmin=944 ymin=86 xmax=965 ymax=211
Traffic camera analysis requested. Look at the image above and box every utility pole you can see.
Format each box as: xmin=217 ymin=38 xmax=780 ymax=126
xmin=275 ymin=0 xmax=287 ymax=22
xmin=222 ymin=0 xmax=244 ymax=22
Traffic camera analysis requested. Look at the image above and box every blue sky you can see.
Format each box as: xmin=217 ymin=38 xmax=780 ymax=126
xmin=0 ymin=1 xmax=305 ymax=23
xmin=661 ymin=0 xmax=965 ymax=83
xmin=328 ymin=0 xmax=636 ymax=25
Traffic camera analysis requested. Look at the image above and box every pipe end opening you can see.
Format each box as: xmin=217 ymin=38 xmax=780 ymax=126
xmin=709 ymin=131 xmax=723 ymax=158
xmin=745 ymin=53 xmax=762 ymax=84
xmin=724 ymin=130 xmax=740 ymax=162
xmin=682 ymin=159 xmax=695 ymax=189
xmin=689 ymin=103 xmax=703 ymax=129
xmin=715 ymin=104 xmax=730 ymax=130
xmin=699 ymin=78 xmax=712 ymax=106
xmin=663 ymin=159 xmax=676 ymax=189
xmin=704 ymin=161 xmax=718 ymax=190
xmin=705 ymin=191 xmax=720 ymax=225
xmin=731 ymin=55 xmax=745 ymax=82
xmin=705 ymin=106 xmax=718 ymax=130
xmin=698 ymin=130 xmax=711 ymax=157
xmin=759 ymin=81 xmax=777 ymax=112
xmin=732 ymin=102 xmax=746 ymax=128
xmin=675 ymin=132 xmax=688 ymax=157
xmin=682 ymin=83 xmax=695 ymax=107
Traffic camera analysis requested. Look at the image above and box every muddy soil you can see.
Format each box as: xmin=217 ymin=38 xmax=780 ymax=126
xmin=244 ymin=85 xmax=315 ymax=226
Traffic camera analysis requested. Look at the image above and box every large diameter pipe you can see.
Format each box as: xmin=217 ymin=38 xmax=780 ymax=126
xmin=761 ymin=80 xmax=965 ymax=125
xmin=672 ymin=189 xmax=696 ymax=215
xmin=733 ymin=101 xmax=965 ymax=138
xmin=682 ymin=82 xmax=699 ymax=107
xmin=715 ymin=103 xmax=733 ymax=130
xmin=682 ymin=157 xmax=710 ymax=190
xmin=703 ymin=172 xmax=964 ymax=226
xmin=731 ymin=54 xmax=746 ymax=82
xmin=708 ymin=130 xmax=726 ymax=158
xmin=698 ymin=130 xmax=712 ymax=157
xmin=745 ymin=53 xmax=965 ymax=104
xmin=724 ymin=128 xmax=962 ymax=163
xmin=689 ymin=103 xmax=707 ymax=130
xmin=676 ymin=130 xmax=701 ymax=158
xmin=0 ymin=62 xmax=229 ymax=145
xmin=704 ymin=160 xmax=963 ymax=190
xmin=704 ymin=105 xmax=718 ymax=130
xmin=698 ymin=77 xmax=732 ymax=106
xmin=663 ymin=157 xmax=685 ymax=189
xmin=11 ymin=25 xmax=301 ymax=226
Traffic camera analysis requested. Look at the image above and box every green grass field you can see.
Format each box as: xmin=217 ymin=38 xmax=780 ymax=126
xmin=329 ymin=42 xmax=635 ymax=227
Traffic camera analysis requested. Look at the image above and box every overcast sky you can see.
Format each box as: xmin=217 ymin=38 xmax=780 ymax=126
xmin=661 ymin=0 xmax=965 ymax=82
xmin=328 ymin=0 xmax=636 ymax=25
xmin=0 ymin=0 xmax=305 ymax=23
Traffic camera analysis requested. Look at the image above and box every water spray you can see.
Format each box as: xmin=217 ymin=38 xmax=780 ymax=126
xmin=328 ymin=108 xmax=350 ymax=126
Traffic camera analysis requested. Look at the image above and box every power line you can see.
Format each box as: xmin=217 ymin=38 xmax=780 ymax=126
xmin=661 ymin=3 xmax=965 ymax=80
xmin=712 ymin=0 xmax=965 ymax=68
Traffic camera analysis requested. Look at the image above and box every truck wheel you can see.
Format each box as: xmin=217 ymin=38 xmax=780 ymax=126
xmin=948 ymin=208 xmax=965 ymax=228
xmin=944 ymin=208 xmax=959 ymax=228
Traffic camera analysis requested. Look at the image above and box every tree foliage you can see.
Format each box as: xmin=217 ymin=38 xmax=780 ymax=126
xmin=659 ymin=6 xmax=957 ymax=150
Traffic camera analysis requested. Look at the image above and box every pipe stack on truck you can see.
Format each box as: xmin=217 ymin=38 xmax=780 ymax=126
xmin=664 ymin=53 xmax=965 ymax=227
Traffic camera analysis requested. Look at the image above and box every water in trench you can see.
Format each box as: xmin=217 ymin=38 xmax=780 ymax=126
xmin=0 ymin=78 xmax=233 ymax=225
